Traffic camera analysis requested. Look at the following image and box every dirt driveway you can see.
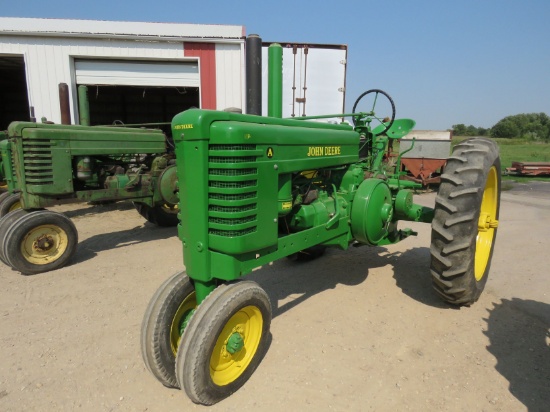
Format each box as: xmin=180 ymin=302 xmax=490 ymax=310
xmin=0 ymin=184 xmax=548 ymax=412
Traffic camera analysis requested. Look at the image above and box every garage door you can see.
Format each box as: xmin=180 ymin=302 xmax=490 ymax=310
xmin=74 ymin=59 xmax=200 ymax=87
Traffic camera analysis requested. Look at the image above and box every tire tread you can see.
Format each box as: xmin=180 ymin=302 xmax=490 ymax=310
xmin=430 ymin=138 xmax=501 ymax=305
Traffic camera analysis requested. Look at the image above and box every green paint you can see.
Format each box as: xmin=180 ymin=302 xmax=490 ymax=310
xmin=194 ymin=281 xmax=216 ymax=305
xmin=1 ymin=120 xmax=175 ymax=210
xmin=351 ymin=179 xmax=393 ymax=245
xmin=78 ymin=85 xmax=90 ymax=126
xmin=268 ymin=44 xmax=283 ymax=118
xmin=180 ymin=308 xmax=195 ymax=336
xmin=171 ymin=108 xmax=434 ymax=292
xmin=226 ymin=333 xmax=244 ymax=354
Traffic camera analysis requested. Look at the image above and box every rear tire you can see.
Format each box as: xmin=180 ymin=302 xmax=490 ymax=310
xmin=134 ymin=202 xmax=179 ymax=227
xmin=430 ymin=138 xmax=500 ymax=305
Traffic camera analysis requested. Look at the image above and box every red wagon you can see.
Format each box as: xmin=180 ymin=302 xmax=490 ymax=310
xmin=399 ymin=130 xmax=452 ymax=185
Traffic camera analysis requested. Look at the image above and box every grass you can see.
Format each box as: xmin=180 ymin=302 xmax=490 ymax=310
xmin=452 ymin=136 xmax=550 ymax=182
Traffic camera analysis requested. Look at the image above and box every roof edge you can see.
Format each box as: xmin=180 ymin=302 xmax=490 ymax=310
xmin=0 ymin=17 xmax=245 ymax=40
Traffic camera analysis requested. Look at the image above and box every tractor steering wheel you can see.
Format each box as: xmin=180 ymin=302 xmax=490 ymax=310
xmin=351 ymin=89 xmax=396 ymax=135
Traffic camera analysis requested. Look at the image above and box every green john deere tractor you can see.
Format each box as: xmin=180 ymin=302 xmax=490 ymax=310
xmin=0 ymin=121 xmax=179 ymax=274
xmin=140 ymin=44 xmax=501 ymax=406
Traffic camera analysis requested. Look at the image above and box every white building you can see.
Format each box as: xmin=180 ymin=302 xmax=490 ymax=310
xmin=0 ymin=17 xmax=347 ymax=130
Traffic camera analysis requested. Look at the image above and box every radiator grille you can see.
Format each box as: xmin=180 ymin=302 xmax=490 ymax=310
xmin=209 ymin=204 xmax=257 ymax=213
xmin=10 ymin=146 xmax=16 ymax=184
xmin=209 ymin=156 xmax=256 ymax=164
xmin=209 ymin=227 xmax=257 ymax=237
xmin=208 ymin=144 xmax=259 ymax=237
xmin=22 ymin=140 xmax=54 ymax=185
xmin=209 ymin=216 xmax=256 ymax=225
xmin=210 ymin=144 xmax=257 ymax=151
xmin=209 ymin=193 xmax=256 ymax=201
xmin=209 ymin=180 xmax=256 ymax=189
xmin=209 ymin=168 xmax=256 ymax=176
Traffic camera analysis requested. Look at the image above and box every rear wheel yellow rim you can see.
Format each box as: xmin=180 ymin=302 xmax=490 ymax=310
xmin=210 ymin=305 xmax=263 ymax=386
xmin=21 ymin=224 xmax=69 ymax=265
xmin=162 ymin=203 xmax=179 ymax=214
xmin=475 ymin=166 xmax=499 ymax=281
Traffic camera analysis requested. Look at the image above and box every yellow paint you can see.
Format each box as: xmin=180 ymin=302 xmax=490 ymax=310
xmin=301 ymin=170 xmax=318 ymax=179
xmin=9 ymin=200 xmax=21 ymax=212
xmin=162 ymin=203 xmax=178 ymax=213
xmin=307 ymin=146 xmax=341 ymax=157
xmin=21 ymin=224 xmax=68 ymax=265
xmin=210 ymin=305 xmax=263 ymax=386
xmin=174 ymin=124 xmax=194 ymax=130
xmin=170 ymin=291 xmax=197 ymax=355
xmin=282 ymin=202 xmax=292 ymax=210
xmin=475 ymin=166 xmax=499 ymax=281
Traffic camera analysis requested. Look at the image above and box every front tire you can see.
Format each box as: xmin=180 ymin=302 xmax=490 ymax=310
xmin=140 ymin=271 xmax=196 ymax=388
xmin=0 ymin=192 xmax=21 ymax=217
xmin=0 ymin=208 xmax=32 ymax=265
xmin=2 ymin=210 xmax=78 ymax=275
xmin=176 ymin=281 xmax=272 ymax=405
xmin=430 ymin=138 xmax=501 ymax=305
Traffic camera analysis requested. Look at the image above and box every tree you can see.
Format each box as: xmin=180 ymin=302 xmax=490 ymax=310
xmin=452 ymin=124 xmax=467 ymax=136
xmin=466 ymin=125 xmax=479 ymax=136
xmin=452 ymin=124 xmax=487 ymax=136
xmin=491 ymin=118 xmax=519 ymax=138
xmin=452 ymin=113 xmax=549 ymax=140
xmin=490 ymin=113 xmax=550 ymax=140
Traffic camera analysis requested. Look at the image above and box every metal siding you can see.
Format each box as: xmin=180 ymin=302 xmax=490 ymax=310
xmin=0 ymin=36 xmax=192 ymax=124
xmin=399 ymin=140 xmax=451 ymax=159
xmin=400 ymin=130 xmax=452 ymax=159
xmin=215 ymin=43 xmax=243 ymax=111
xmin=38 ymin=44 xmax=57 ymax=121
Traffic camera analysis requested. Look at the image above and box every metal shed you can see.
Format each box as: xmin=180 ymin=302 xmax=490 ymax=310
xmin=0 ymin=17 xmax=245 ymax=129
xmin=0 ymin=18 xmax=348 ymax=131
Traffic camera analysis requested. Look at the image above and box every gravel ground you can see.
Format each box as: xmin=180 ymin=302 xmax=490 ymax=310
xmin=0 ymin=182 xmax=548 ymax=412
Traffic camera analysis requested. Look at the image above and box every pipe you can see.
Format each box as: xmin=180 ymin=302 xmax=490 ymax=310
xmin=245 ymin=34 xmax=262 ymax=115
xmin=59 ymin=83 xmax=71 ymax=125
xmin=78 ymin=85 xmax=90 ymax=126
xmin=268 ymin=43 xmax=283 ymax=118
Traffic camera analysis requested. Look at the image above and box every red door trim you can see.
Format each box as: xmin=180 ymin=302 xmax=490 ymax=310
xmin=184 ymin=42 xmax=217 ymax=109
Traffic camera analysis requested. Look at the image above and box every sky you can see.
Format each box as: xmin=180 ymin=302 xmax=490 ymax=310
xmin=2 ymin=0 xmax=549 ymax=130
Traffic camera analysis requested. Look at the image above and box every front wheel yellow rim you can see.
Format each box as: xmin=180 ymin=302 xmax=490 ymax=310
xmin=9 ymin=200 xmax=21 ymax=212
xmin=170 ymin=292 xmax=196 ymax=355
xmin=210 ymin=305 xmax=263 ymax=386
xmin=475 ymin=166 xmax=499 ymax=281
xmin=21 ymin=224 xmax=69 ymax=265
